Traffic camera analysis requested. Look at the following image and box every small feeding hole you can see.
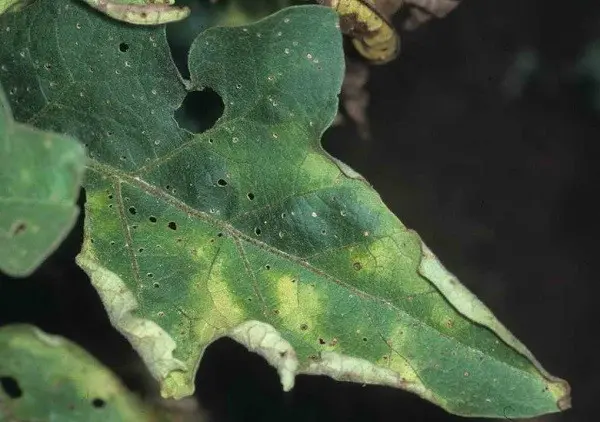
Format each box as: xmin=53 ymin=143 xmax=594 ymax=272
xmin=153 ymin=282 xmax=160 ymax=288
xmin=247 ymin=192 xmax=255 ymax=201
xmin=174 ymin=89 xmax=223 ymax=134
xmin=149 ymin=216 xmax=157 ymax=223
xmin=318 ymin=338 xmax=326 ymax=345
xmin=300 ymin=323 xmax=308 ymax=331
xmin=128 ymin=206 xmax=137 ymax=215
xmin=119 ymin=42 xmax=129 ymax=53
xmin=254 ymin=227 xmax=261 ymax=236
xmin=147 ymin=272 xmax=154 ymax=278
xmin=217 ymin=178 xmax=228 ymax=187
xmin=168 ymin=221 xmax=177 ymax=230
xmin=92 ymin=398 xmax=105 ymax=408
xmin=353 ymin=262 xmax=362 ymax=271
xmin=0 ymin=377 xmax=23 ymax=399
xmin=265 ymin=264 xmax=271 ymax=270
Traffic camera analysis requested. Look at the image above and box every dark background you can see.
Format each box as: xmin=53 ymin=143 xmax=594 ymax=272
xmin=1 ymin=0 xmax=597 ymax=421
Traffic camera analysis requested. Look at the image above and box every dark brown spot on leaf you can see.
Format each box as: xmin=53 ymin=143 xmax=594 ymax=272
xmin=10 ymin=221 xmax=27 ymax=237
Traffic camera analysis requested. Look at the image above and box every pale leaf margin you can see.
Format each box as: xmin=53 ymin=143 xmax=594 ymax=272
xmin=417 ymin=238 xmax=571 ymax=411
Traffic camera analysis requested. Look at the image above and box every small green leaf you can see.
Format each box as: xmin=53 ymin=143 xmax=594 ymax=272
xmin=83 ymin=0 xmax=190 ymax=25
xmin=0 ymin=0 xmax=571 ymax=418
xmin=0 ymin=324 xmax=165 ymax=422
xmin=0 ymin=83 xmax=85 ymax=277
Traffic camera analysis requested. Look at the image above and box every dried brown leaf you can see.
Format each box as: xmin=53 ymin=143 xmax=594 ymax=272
xmin=341 ymin=58 xmax=371 ymax=139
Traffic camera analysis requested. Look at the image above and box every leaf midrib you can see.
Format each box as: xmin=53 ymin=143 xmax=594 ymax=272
xmin=85 ymin=158 xmax=531 ymax=382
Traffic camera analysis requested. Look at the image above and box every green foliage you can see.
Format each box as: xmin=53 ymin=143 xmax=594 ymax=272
xmin=0 ymin=0 xmax=571 ymax=419
xmin=0 ymin=83 xmax=85 ymax=277
xmin=0 ymin=0 xmax=25 ymax=16
xmin=0 ymin=324 xmax=168 ymax=422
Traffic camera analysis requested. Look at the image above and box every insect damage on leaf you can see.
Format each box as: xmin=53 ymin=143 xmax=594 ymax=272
xmin=0 ymin=325 xmax=164 ymax=421
xmin=0 ymin=0 xmax=571 ymax=418
xmin=319 ymin=0 xmax=400 ymax=63
xmin=83 ymin=0 xmax=190 ymax=25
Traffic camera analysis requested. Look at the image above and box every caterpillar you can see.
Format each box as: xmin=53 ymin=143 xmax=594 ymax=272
xmin=318 ymin=0 xmax=400 ymax=64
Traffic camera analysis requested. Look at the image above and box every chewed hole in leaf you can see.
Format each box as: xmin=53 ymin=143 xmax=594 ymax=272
xmin=217 ymin=178 xmax=228 ymax=187
xmin=247 ymin=192 xmax=255 ymax=200
xmin=174 ymin=89 xmax=223 ymax=134
xmin=0 ymin=376 xmax=23 ymax=399
xmin=254 ymin=227 xmax=261 ymax=236
xmin=149 ymin=216 xmax=157 ymax=223
xmin=91 ymin=398 xmax=105 ymax=408
xmin=118 ymin=42 xmax=129 ymax=53
xmin=128 ymin=206 xmax=136 ymax=215
xmin=168 ymin=221 xmax=177 ymax=230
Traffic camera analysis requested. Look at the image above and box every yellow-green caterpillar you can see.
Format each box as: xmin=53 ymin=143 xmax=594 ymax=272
xmin=318 ymin=0 xmax=400 ymax=64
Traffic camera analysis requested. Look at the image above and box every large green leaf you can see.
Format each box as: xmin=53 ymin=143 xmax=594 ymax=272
xmin=0 ymin=324 xmax=166 ymax=422
xmin=0 ymin=0 xmax=570 ymax=418
xmin=0 ymin=82 xmax=84 ymax=277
